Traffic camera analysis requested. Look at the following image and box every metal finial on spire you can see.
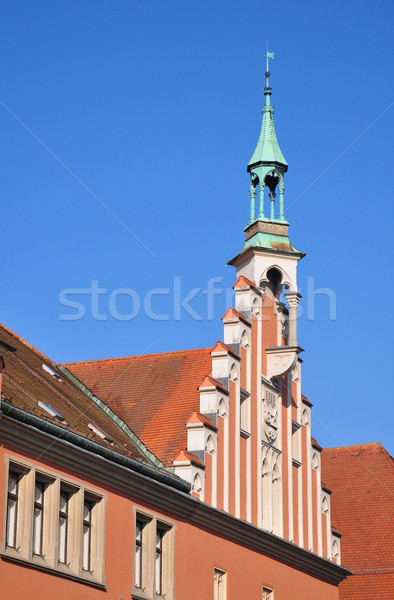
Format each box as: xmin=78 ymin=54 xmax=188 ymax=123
xmin=265 ymin=42 xmax=274 ymax=94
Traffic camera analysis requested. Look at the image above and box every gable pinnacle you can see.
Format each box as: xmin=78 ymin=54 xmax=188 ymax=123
xmin=247 ymin=48 xmax=288 ymax=225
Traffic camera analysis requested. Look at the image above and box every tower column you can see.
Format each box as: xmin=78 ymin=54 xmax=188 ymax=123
xmin=279 ymin=185 xmax=285 ymax=221
xmin=270 ymin=191 xmax=276 ymax=219
xmin=249 ymin=185 xmax=256 ymax=224
xmin=284 ymin=291 xmax=302 ymax=346
xmin=258 ymin=183 xmax=265 ymax=219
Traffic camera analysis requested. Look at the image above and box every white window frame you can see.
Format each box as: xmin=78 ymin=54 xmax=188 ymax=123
xmin=6 ymin=469 xmax=22 ymax=549
xmin=32 ymin=477 xmax=46 ymax=556
xmin=291 ymin=421 xmax=302 ymax=465
xmin=240 ymin=388 xmax=251 ymax=436
xmin=133 ymin=508 xmax=175 ymax=600
xmin=262 ymin=586 xmax=274 ymax=600
xmin=214 ymin=567 xmax=227 ymax=600
xmin=1 ymin=456 xmax=106 ymax=586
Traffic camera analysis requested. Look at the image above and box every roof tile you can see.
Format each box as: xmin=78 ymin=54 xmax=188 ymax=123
xmin=65 ymin=347 xmax=213 ymax=466
xmin=322 ymin=442 xmax=394 ymax=599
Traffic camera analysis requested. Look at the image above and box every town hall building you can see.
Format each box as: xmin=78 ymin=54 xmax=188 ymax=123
xmin=1 ymin=55 xmax=389 ymax=599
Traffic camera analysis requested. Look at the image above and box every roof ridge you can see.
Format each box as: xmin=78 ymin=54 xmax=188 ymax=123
xmin=323 ymin=442 xmax=384 ymax=453
xmin=377 ymin=443 xmax=394 ymax=468
xmin=0 ymin=322 xmax=54 ymax=366
xmin=63 ymin=346 xmax=213 ymax=367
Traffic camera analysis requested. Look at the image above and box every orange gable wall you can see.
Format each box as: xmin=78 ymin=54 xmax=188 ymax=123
xmin=62 ymin=282 xmax=334 ymax=566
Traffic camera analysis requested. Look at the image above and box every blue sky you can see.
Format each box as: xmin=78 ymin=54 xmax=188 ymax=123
xmin=0 ymin=1 xmax=393 ymax=454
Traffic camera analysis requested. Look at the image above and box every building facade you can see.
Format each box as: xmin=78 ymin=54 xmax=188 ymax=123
xmin=0 ymin=59 xmax=351 ymax=599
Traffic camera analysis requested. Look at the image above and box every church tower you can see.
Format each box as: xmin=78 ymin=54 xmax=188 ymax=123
xmin=229 ymin=49 xmax=304 ymax=350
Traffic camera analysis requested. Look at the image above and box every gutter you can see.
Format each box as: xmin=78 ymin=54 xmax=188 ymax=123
xmin=0 ymin=401 xmax=190 ymax=494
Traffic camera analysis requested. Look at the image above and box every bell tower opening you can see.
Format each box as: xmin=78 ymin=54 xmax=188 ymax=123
xmin=261 ymin=267 xmax=283 ymax=300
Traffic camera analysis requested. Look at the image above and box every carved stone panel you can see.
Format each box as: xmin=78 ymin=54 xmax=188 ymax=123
xmin=266 ymin=347 xmax=298 ymax=379
xmin=263 ymin=388 xmax=279 ymax=447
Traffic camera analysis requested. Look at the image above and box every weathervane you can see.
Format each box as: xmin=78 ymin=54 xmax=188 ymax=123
xmin=265 ymin=42 xmax=274 ymax=90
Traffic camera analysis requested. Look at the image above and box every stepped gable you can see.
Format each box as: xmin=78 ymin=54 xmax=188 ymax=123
xmin=64 ymin=347 xmax=213 ymax=466
xmin=322 ymin=442 xmax=394 ymax=599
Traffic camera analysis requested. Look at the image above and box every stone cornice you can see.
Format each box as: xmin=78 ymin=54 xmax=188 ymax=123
xmin=228 ymin=245 xmax=305 ymax=268
xmin=0 ymin=413 xmax=351 ymax=586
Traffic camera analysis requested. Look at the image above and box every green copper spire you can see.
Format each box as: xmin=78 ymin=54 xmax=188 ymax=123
xmin=247 ymin=47 xmax=288 ymax=224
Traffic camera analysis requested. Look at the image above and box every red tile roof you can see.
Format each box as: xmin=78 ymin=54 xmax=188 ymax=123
xmin=0 ymin=323 xmax=149 ymax=463
xmin=173 ymin=449 xmax=205 ymax=468
xmin=221 ymin=307 xmax=251 ymax=326
xmin=301 ymin=393 xmax=313 ymax=407
xmin=187 ymin=411 xmax=217 ymax=431
xmin=198 ymin=375 xmax=229 ymax=395
xmin=233 ymin=275 xmax=262 ymax=294
xmin=211 ymin=340 xmax=239 ymax=359
xmin=64 ymin=347 xmax=213 ymax=466
xmin=322 ymin=442 xmax=394 ymax=599
xmin=311 ymin=436 xmax=322 ymax=451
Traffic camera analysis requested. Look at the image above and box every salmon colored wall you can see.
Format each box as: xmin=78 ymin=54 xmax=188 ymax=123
xmin=174 ymin=518 xmax=339 ymax=600
xmin=240 ymin=345 xmax=247 ymax=389
xmin=0 ymin=442 xmax=339 ymax=600
xmin=0 ymin=442 xmax=132 ymax=600
xmin=239 ymin=345 xmax=248 ymax=520
xmin=261 ymin=295 xmax=277 ymax=371
xmin=228 ymin=380 xmax=236 ymax=515
xmin=292 ymin=464 xmax=299 ymax=545
xmin=301 ymin=426 xmax=309 ymax=549
xmin=291 ymin=379 xmax=298 ymax=421
xmin=250 ymin=314 xmax=258 ymax=526
xmin=281 ymin=376 xmax=289 ymax=540
xmin=240 ymin=436 xmax=247 ymax=521
xmin=217 ymin=415 xmax=224 ymax=510
xmin=322 ymin=512 xmax=328 ymax=558
xmin=312 ymin=468 xmax=318 ymax=553
xmin=205 ymin=452 xmax=212 ymax=506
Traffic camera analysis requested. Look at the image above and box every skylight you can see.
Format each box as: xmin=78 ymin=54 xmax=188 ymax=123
xmin=88 ymin=423 xmax=105 ymax=439
xmin=38 ymin=401 xmax=65 ymax=422
xmin=88 ymin=423 xmax=113 ymax=443
xmin=42 ymin=364 xmax=62 ymax=381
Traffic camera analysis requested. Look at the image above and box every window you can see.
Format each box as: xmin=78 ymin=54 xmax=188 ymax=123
xmin=38 ymin=401 xmax=65 ymax=422
xmin=155 ymin=526 xmax=165 ymax=595
xmin=58 ymin=488 xmax=70 ymax=564
xmin=214 ymin=568 xmax=226 ymax=600
xmin=133 ymin=511 xmax=175 ymax=600
xmin=1 ymin=459 xmax=105 ymax=586
xmin=240 ymin=388 xmax=250 ymax=435
xmin=6 ymin=471 xmax=20 ymax=548
xmin=292 ymin=421 xmax=301 ymax=464
xmin=262 ymin=586 xmax=274 ymax=600
xmin=134 ymin=519 xmax=144 ymax=589
xmin=33 ymin=479 xmax=45 ymax=556
xmin=82 ymin=497 xmax=94 ymax=571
